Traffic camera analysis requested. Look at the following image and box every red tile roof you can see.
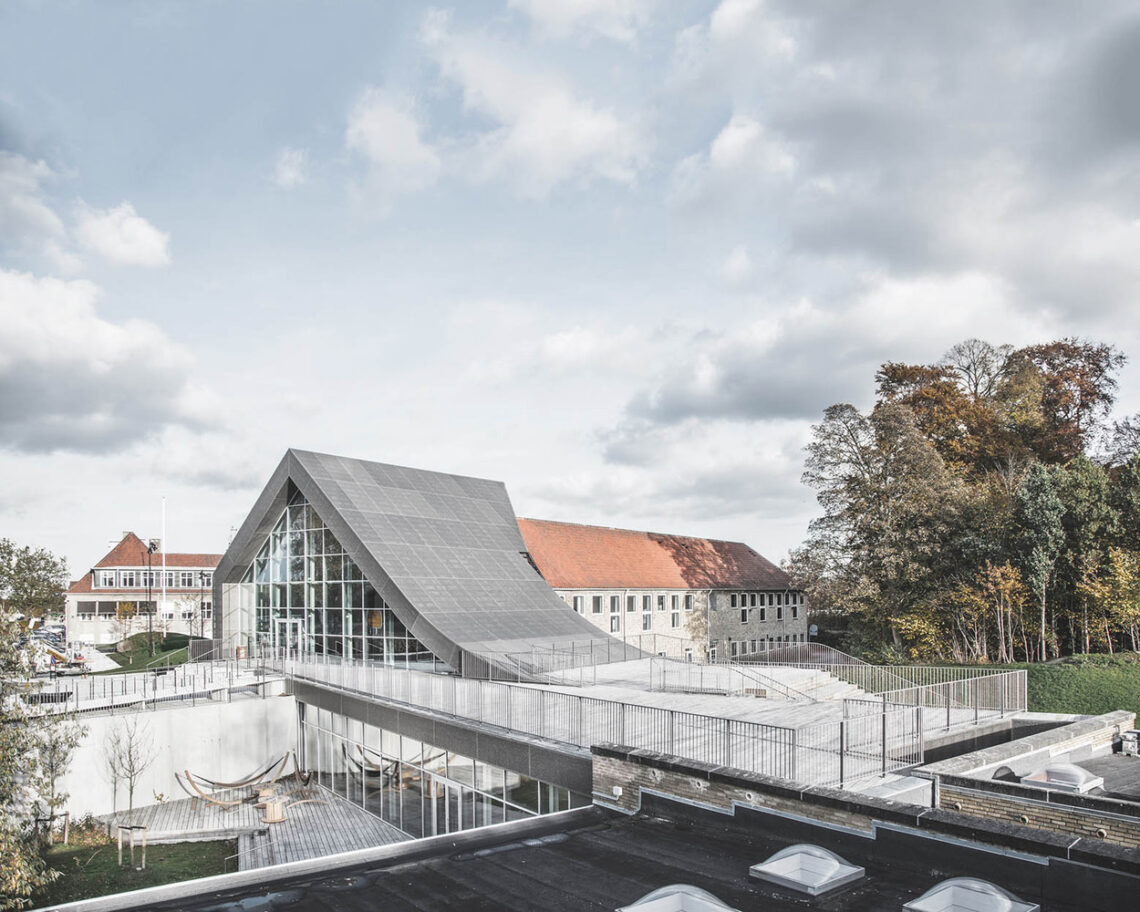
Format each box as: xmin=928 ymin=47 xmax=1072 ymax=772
xmin=517 ymin=518 xmax=792 ymax=591
xmin=92 ymin=532 xmax=222 ymax=570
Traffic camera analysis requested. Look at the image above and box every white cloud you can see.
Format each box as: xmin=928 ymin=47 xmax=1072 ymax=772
xmin=673 ymin=0 xmax=796 ymax=88
xmin=527 ymin=416 xmax=812 ymax=547
xmin=670 ymin=114 xmax=794 ymax=209
xmin=0 ymin=152 xmax=65 ymax=241
xmin=424 ymin=13 xmax=647 ymax=198
xmin=273 ymin=147 xmax=309 ymax=189
xmin=345 ymin=87 xmax=441 ymax=208
xmin=720 ymin=244 xmax=752 ymax=285
xmin=509 ymin=0 xmax=656 ymax=43
xmin=74 ymin=201 xmax=171 ymax=266
xmin=623 ymin=272 xmax=1053 ymax=426
xmin=0 ymin=267 xmax=205 ymax=453
xmin=0 ymin=152 xmax=82 ymax=271
xmin=43 ymin=240 xmax=84 ymax=275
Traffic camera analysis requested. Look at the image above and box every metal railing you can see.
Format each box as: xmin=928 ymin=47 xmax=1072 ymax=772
xmin=458 ymin=633 xmax=695 ymax=685
xmin=271 ymin=655 xmax=921 ymax=788
xmin=739 ymin=643 xmax=1027 ymax=736
xmin=843 ymin=669 xmax=1027 ymax=733
xmin=14 ymin=659 xmax=270 ymax=717
xmin=794 ymin=704 xmax=925 ymax=789
xmin=648 ymin=657 xmax=812 ymax=702
xmin=734 ymin=641 xmax=871 ymax=668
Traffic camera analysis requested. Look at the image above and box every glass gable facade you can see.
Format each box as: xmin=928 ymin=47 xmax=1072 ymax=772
xmin=242 ymin=490 xmax=437 ymax=665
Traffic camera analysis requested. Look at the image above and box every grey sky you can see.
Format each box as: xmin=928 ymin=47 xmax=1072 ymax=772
xmin=1 ymin=0 xmax=1138 ymax=577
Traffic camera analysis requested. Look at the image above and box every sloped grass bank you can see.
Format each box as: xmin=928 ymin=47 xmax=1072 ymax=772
xmin=99 ymin=632 xmax=198 ymax=674
xmin=1022 ymin=653 xmax=1140 ymax=721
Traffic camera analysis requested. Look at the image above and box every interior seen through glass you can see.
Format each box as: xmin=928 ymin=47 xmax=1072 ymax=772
xmin=242 ymin=490 xmax=436 ymax=664
xmin=300 ymin=705 xmax=588 ymax=838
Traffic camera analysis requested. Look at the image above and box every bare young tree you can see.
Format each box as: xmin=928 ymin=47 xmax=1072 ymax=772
xmin=103 ymin=717 xmax=156 ymax=826
xmin=30 ymin=716 xmax=86 ymax=844
xmin=112 ymin=601 xmax=138 ymax=647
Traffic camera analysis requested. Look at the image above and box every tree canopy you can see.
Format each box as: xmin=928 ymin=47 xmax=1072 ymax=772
xmin=792 ymin=337 xmax=1140 ymax=662
xmin=0 ymin=541 xmax=68 ymax=618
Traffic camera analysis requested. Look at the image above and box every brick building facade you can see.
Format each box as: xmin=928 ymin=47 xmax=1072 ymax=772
xmin=65 ymin=532 xmax=221 ymax=646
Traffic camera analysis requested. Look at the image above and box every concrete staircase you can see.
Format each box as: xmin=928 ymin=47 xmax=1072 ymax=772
xmin=752 ymin=665 xmax=870 ymax=702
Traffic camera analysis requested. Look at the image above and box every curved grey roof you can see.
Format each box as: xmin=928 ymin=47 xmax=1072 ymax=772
xmin=215 ymin=449 xmax=620 ymax=668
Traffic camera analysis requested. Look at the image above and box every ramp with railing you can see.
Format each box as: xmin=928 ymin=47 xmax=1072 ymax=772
xmin=271 ymin=655 xmax=928 ymax=789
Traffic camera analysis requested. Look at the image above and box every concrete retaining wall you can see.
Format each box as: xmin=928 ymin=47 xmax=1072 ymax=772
xmin=59 ymin=694 xmax=297 ymax=818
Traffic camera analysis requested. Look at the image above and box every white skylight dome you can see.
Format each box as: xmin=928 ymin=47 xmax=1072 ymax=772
xmin=616 ymin=884 xmax=741 ymax=912
xmin=903 ymin=877 xmax=1040 ymax=912
xmin=1019 ymin=762 xmax=1104 ymax=793
xmin=748 ymin=843 xmax=866 ymax=895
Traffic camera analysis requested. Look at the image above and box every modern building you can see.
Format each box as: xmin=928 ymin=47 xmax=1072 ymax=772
xmin=64 ymin=532 xmax=220 ymax=646
xmin=212 ymin=449 xmax=619 ymax=671
xmin=517 ymin=519 xmax=808 ymax=661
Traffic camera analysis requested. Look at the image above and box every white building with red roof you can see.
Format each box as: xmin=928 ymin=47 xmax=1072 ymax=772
xmin=65 ymin=532 xmax=222 ymax=646
xmin=517 ymin=518 xmax=808 ymax=662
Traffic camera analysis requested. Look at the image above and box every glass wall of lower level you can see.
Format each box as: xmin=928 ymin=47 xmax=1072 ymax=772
xmin=299 ymin=703 xmax=588 ymax=839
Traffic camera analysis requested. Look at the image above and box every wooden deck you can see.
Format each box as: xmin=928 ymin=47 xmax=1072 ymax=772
xmin=103 ymin=785 xmax=410 ymax=871
xmin=236 ymin=793 xmax=410 ymax=870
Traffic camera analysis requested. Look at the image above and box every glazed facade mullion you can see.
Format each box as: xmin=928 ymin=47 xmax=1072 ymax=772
xmin=242 ymin=492 xmax=437 ymax=664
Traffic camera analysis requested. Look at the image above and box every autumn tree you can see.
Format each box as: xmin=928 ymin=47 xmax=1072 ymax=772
xmin=1079 ymin=548 xmax=1140 ymax=653
xmin=1015 ymin=339 xmax=1125 ymax=464
xmin=793 ymin=402 xmax=962 ymax=652
xmin=800 ymin=337 xmax=1130 ymax=662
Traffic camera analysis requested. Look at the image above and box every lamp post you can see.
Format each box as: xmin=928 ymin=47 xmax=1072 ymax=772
xmin=198 ymin=571 xmax=207 ymax=640
xmin=146 ymin=539 xmax=159 ymax=657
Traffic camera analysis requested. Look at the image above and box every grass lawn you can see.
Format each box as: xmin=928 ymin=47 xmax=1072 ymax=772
xmin=34 ymin=836 xmax=234 ymax=906
xmin=98 ymin=633 xmax=197 ymax=674
xmin=1001 ymin=653 xmax=1140 ymax=721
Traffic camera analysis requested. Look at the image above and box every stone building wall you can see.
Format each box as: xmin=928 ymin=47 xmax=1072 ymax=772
xmin=551 ymin=587 xmax=810 ymax=659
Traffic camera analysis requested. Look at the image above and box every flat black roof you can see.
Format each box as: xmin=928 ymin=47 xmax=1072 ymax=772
xmin=1080 ymin=752 xmax=1140 ymax=803
xmin=147 ymin=801 xmax=1123 ymax=912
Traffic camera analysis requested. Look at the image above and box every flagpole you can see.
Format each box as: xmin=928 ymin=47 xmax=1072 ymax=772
xmin=161 ymin=497 xmax=167 ymax=636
